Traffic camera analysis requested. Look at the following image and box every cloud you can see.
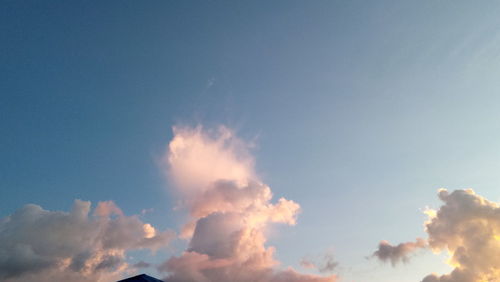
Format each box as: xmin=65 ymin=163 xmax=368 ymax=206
xmin=0 ymin=200 xmax=174 ymax=282
xmin=372 ymin=238 xmax=426 ymax=266
xmin=94 ymin=201 xmax=124 ymax=217
xmin=166 ymin=125 xmax=255 ymax=199
xmin=301 ymin=252 xmax=338 ymax=273
xmin=132 ymin=261 xmax=151 ymax=269
xmin=160 ymin=125 xmax=336 ymax=282
xmin=377 ymin=189 xmax=500 ymax=282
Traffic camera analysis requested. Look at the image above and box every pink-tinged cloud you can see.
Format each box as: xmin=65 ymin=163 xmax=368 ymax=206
xmin=94 ymin=201 xmax=124 ymax=217
xmin=301 ymin=252 xmax=338 ymax=273
xmin=377 ymin=189 xmax=500 ymax=282
xmin=166 ymin=125 xmax=255 ymax=197
xmin=160 ymin=125 xmax=337 ymax=282
xmin=0 ymin=200 xmax=174 ymax=282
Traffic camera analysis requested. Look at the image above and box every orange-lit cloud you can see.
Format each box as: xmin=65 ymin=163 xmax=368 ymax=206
xmin=160 ymin=125 xmax=336 ymax=282
xmin=0 ymin=200 xmax=174 ymax=282
xmin=376 ymin=189 xmax=500 ymax=282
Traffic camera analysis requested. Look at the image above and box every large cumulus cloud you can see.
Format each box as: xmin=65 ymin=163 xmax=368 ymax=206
xmin=160 ymin=125 xmax=336 ymax=282
xmin=0 ymin=200 xmax=174 ymax=282
xmin=375 ymin=188 xmax=500 ymax=282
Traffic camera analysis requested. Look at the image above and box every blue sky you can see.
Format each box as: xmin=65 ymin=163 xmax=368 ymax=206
xmin=2 ymin=1 xmax=500 ymax=281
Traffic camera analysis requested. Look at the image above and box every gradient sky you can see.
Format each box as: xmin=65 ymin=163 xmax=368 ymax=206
xmin=3 ymin=1 xmax=500 ymax=281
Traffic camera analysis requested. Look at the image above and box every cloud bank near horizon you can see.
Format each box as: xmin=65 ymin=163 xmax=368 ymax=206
xmin=375 ymin=189 xmax=500 ymax=282
xmin=0 ymin=124 xmax=335 ymax=282
xmin=0 ymin=200 xmax=174 ymax=282
xmin=4 ymin=124 xmax=500 ymax=282
xmin=159 ymin=125 xmax=337 ymax=282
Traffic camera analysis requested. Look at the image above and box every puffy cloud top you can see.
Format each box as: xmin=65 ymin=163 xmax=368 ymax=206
xmin=166 ymin=125 xmax=255 ymax=196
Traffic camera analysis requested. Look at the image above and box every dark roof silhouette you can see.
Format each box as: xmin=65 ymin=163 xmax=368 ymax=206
xmin=117 ymin=274 xmax=164 ymax=282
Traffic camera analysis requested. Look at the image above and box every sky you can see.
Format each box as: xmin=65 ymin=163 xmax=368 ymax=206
xmin=2 ymin=1 xmax=500 ymax=281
